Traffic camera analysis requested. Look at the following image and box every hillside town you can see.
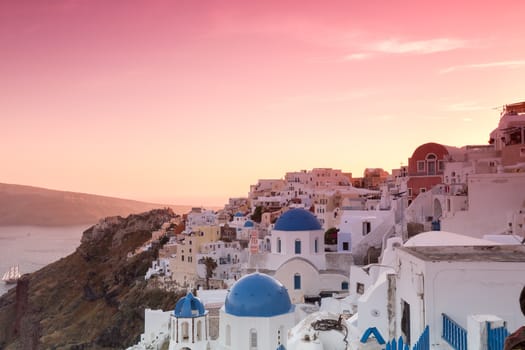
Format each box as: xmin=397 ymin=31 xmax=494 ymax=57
xmin=129 ymin=102 xmax=525 ymax=350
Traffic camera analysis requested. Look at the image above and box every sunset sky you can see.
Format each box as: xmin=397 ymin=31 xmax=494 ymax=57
xmin=2 ymin=0 xmax=525 ymax=207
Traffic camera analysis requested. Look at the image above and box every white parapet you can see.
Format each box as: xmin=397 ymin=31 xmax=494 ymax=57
xmin=467 ymin=314 xmax=506 ymax=350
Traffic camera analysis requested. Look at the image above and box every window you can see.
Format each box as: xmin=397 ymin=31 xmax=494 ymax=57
xmin=295 ymin=239 xmax=302 ymax=254
xmin=314 ymin=238 xmax=318 ymax=253
xmin=417 ymin=160 xmax=425 ymax=173
xmin=438 ymin=160 xmax=445 ymax=171
xmin=427 ymin=160 xmax=436 ymax=175
xmin=294 ymin=273 xmax=301 ymax=290
xmin=356 ymin=282 xmax=365 ymax=295
xmin=277 ymin=238 xmax=282 ymax=253
xmin=401 ymin=300 xmax=411 ymax=344
xmin=181 ymin=255 xmax=184 ymax=262
xmin=408 ymin=188 xmax=413 ymax=197
xmin=250 ymin=329 xmax=257 ymax=349
xmin=509 ymin=130 xmax=522 ymax=145
xmin=341 ymin=281 xmax=349 ymax=290
xmin=342 ymin=242 xmax=349 ymax=251
xmin=420 ymin=188 xmax=426 ymax=193
xmin=362 ymin=221 xmax=371 ymax=235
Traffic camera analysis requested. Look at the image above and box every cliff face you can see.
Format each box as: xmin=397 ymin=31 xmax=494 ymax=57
xmin=0 ymin=208 xmax=184 ymax=350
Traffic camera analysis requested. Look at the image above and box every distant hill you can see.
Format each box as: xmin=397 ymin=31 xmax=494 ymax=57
xmin=0 ymin=183 xmax=193 ymax=226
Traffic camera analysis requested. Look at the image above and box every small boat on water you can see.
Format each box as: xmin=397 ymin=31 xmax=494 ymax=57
xmin=2 ymin=265 xmax=21 ymax=284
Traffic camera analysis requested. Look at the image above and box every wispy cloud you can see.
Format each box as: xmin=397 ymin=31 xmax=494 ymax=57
xmin=440 ymin=60 xmax=525 ymax=74
xmin=372 ymin=38 xmax=467 ymax=54
xmin=343 ymin=37 xmax=468 ymax=62
xmin=444 ymin=101 xmax=486 ymax=112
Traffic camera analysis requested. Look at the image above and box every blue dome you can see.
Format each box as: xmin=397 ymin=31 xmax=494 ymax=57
xmin=225 ymin=273 xmax=294 ymax=317
xmin=244 ymin=220 xmax=254 ymax=228
xmin=274 ymin=208 xmax=322 ymax=231
xmin=234 ymin=212 xmax=244 ymax=217
xmin=174 ymin=292 xmax=206 ymax=318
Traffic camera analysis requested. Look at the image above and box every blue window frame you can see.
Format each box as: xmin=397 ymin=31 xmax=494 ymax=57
xmin=341 ymin=281 xmax=349 ymax=290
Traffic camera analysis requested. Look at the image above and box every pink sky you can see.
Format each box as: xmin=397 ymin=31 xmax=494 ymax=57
xmin=1 ymin=0 xmax=525 ymax=206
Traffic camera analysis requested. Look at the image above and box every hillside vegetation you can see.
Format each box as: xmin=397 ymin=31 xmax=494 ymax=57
xmin=0 ymin=208 xmax=184 ymax=349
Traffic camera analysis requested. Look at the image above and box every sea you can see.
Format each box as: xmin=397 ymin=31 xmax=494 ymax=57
xmin=0 ymin=225 xmax=90 ymax=296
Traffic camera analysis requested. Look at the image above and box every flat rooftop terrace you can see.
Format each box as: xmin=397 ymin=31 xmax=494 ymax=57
xmin=400 ymin=244 xmax=525 ymax=263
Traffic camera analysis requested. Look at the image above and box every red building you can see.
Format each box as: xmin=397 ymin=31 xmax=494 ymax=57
xmin=406 ymin=142 xmax=450 ymax=203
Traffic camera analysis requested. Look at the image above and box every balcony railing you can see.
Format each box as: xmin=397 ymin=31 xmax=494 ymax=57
xmin=383 ymin=326 xmax=429 ymax=350
xmin=413 ymin=326 xmax=429 ymax=350
xmin=487 ymin=322 xmax=509 ymax=350
xmin=442 ymin=313 xmax=467 ymax=350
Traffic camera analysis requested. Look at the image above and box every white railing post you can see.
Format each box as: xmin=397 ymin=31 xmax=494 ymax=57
xmin=467 ymin=314 xmax=505 ymax=350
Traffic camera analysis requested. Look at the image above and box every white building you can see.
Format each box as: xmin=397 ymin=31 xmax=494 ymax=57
xmin=337 ymin=207 xmax=394 ymax=255
xmin=130 ymin=272 xmax=297 ymax=350
xmin=230 ymin=212 xmax=247 ymax=228
xmin=196 ymin=240 xmax=246 ymax=281
xmin=145 ymin=258 xmax=170 ymax=280
xmin=249 ymin=208 xmax=349 ymax=303
xmin=345 ymin=232 xmax=525 ymax=349
xmin=186 ymin=208 xmax=218 ymax=231
xmin=217 ymin=273 xmax=296 ymax=350
xmin=406 ymin=103 xmax=525 ymax=238
xmin=439 ymin=172 xmax=525 ymax=237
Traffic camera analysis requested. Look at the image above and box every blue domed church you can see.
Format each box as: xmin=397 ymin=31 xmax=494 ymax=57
xmin=218 ymin=272 xmax=295 ymax=350
xmin=251 ymin=208 xmax=349 ymax=303
xmin=169 ymin=292 xmax=209 ymax=350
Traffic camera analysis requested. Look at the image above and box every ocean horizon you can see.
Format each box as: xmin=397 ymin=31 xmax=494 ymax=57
xmin=0 ymin=225 xmax=89 ymax=296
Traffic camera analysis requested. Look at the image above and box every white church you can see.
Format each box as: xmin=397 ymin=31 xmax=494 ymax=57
xmin=251 ymin=208 xmax=350 ymax=303
xmin=131 ymin=272 xmax=297 ymax=350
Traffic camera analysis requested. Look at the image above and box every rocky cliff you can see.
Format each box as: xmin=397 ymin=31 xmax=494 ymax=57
xmin=0 ymin=208 xmax=184 ymax=349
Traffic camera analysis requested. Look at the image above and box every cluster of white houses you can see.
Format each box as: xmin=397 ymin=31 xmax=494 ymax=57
xmin=132 ymin=101 xmax=525 ymax=350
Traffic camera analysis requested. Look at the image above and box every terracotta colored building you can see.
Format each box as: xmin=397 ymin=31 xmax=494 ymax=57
xmin=406 ymin=142 xmax=450 ymax=203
